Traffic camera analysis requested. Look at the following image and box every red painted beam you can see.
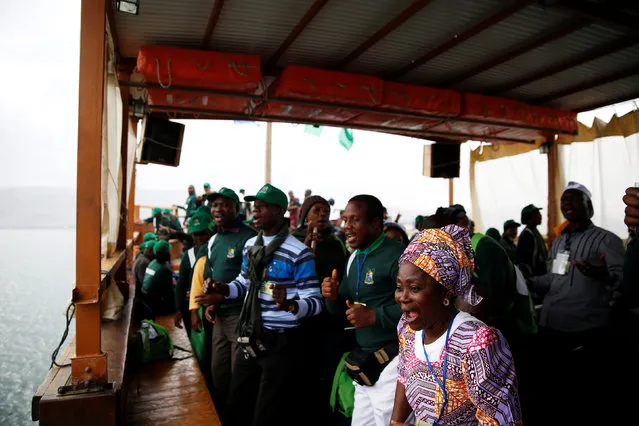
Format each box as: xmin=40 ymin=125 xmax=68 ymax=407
xmin=487 ymin=36 xmax=639 ymax=95
xmin=201 ymin=0 xmax=226 ymax=48
xmin=333 ymin=0 xmax=435 ymax=70
xmin=386 ymin=0 xmax=535 ymax=80
xmin=264 ymin=0 xmax=330 ymax=70
xmin=533 ymin=63 xmax=639 ymax=104
xmin=438 ymin=20 xmax=589 ymax=87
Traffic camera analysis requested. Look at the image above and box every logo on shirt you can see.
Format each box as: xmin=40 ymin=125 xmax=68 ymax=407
xmin=364 ymin=269 xmax=375 ymax=285
xmin=227 ymin=248 xmax=235 ymax=258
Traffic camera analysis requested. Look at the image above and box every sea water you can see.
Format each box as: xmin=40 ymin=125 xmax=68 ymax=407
xmin=0 ymin=229 xmax=76 ymax=425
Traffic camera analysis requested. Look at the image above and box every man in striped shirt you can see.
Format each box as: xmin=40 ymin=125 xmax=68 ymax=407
xmin=205 ymin=183 xmax=322 ymax=426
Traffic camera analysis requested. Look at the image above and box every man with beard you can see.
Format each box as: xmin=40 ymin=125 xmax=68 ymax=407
xmin=322 ymin=194 xmax=405 ymax=426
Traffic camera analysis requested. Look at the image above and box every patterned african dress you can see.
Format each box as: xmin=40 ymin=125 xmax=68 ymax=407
xmin=397 ymin=311 xmax=522 ymax=425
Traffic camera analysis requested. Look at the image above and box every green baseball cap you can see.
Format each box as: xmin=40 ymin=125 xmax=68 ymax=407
xmin=503 ymin=219 xmax=521 ymax=230
xmin=521 ymin=204 xmax=542 ymax=216
xmin=139 ymin=241 xmax=147 ymax=251
xmin=207 ymin=187 xmax=240 ymax=207
xmin=143 ymin=232 xmax=157 ymax=242
xmin=153 ymin=240 xmax=171 ymax=255
xmin=188 ymin=210 xmax=214 ymax=234
xmin=203 ymin=182 xmax=211 ymax=188
xmin=152 ymin=207 xmax=162 ymax=216
xmin=415 ymin=215 xmax=424 ymax=224
xmin=162 ymin=208 xmax=171 ymax=215
xmin=145 ymin=240 xmax=157 ymax=252
xmin=244 ymin=184 xmax=288 ymax=209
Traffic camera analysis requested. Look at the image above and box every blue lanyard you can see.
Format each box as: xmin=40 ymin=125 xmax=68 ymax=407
xmin=422 ymin=310 xmax=459 ymax=423
xmin=354 ymin=250 xmax=369 ymax=302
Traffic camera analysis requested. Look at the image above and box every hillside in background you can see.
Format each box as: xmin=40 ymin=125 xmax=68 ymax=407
xmin=0 ymin=187 xmax=76 ymax=229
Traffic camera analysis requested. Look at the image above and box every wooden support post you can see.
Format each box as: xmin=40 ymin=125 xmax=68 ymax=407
xmin=265 ymin=122 xmax=272 ymax=184
xmin=116 ymin=72 xmax=130 ymax=251
xmin=72 ymin=0 xmax=108 ymax=384
xmin=448 ymin=178 xmax=454 ymax=206
xmin=547 ymin=139 xmax=559 ymax=241
xmin=127 ymin=120 xmax=139 ymax=242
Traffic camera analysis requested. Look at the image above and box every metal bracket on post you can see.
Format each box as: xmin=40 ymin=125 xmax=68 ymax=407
xmin=70 ymin=353 xmax=109 ymax=386
xmin=72 ymin=285 xmax=102 ymax=305
xmin=58 ymin=379 xmax=113 ymax=396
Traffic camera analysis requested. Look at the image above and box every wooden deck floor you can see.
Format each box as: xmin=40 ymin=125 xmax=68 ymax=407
xmin=126 ymin=315 xmax=221 ymax=426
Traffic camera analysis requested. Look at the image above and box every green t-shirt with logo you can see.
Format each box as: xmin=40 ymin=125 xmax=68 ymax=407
xmin=204 ymin=223 xmax=257 ymax=317
xmin=327 ymin=234 xmax=405 ymax=352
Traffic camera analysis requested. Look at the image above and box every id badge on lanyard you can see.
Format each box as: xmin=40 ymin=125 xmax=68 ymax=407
xmin=552 ymin=251 xmax=571 ymax=275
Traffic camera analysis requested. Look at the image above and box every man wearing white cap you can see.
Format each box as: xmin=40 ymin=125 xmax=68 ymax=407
xmin=531 ymin=181 xmax=625 ymax=421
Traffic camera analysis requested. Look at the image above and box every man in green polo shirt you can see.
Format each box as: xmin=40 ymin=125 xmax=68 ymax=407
xmin=144 ymin=207 xmax=171 ymax=233
xmin=184 ymin=185 xmax=198 ymax=223
xmin=322 ymin=194 xmax=404 ymax=426
xmin=174 ymin=207 xmax=213 ymax=336
xmin=142 ymin=239 xmax=175 ymax=316
xmin=163 ymin=208 xmax=183 ymax=233
xmin=192 ymin=187 xmax=256 ymax=416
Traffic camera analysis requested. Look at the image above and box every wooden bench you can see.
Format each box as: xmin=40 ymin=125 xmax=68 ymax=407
xmin=125 ymin=315 xmax=221 ymax=426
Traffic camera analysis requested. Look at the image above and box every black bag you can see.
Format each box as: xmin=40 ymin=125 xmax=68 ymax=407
xmin=344 ymin=341 xmax=398 ymax=386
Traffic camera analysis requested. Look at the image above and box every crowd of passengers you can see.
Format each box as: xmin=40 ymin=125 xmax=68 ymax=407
xmin=132 ymin=181 xmax=639 ymax=426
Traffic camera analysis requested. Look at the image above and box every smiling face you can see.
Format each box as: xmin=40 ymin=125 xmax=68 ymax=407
xmin=561 ymin=189 xmax=589 ymax=222
xmin=306 ymin=202 xmax=330 ymax=230
xmin=395 ymin=262 xmax=449 ymax=331
xmin=342 ymin=200 xmax=381 ymax=250
xmin=210 ymin=196 xmax=237 ymax=228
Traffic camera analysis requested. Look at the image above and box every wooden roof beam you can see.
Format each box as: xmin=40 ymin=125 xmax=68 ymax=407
xmin=201 ymin=0 xmax=226 ymax=48
xmin=106 ymin=0 xmax=120 ymax=54
xmin=438 ymin=20 xmax=589 ymax=87
xmin=333 ymin=0 xmax=435 ymax=70
xmin=264 ymin=0 xmax=331 ymax=71
xmin=386 ymin=0 xmax=535 ymax=80
xmin=487 ymin=36 xmax=639 ymax=95
xmin=575 ymin=90 xmax=639 ymax=113
xmin=549 ymin=0 xmax=639 ymax=36
xmin=532 ymin=63 xmax=639 ymax=104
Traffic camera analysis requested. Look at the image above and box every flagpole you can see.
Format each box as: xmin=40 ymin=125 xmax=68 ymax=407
xmin=265 ymin=121 xmax=272 ymax=184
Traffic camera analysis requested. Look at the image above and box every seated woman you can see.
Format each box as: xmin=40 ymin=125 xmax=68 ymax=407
xmin=391 ymin=225 xmax=521 ymax=426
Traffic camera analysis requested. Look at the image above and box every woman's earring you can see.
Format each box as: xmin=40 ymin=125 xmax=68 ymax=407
xmin=443 ymin=298 xmax=450 ymax=306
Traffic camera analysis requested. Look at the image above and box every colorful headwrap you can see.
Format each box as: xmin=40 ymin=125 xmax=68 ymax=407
xmin=398 ymin=224 xmax=481 ymax=305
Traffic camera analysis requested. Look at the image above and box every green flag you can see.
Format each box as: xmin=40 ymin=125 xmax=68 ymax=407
xmin=305 ymin=125 xmax=323 ymax=136
xmin=339 ymin=128 xmax=354 ymax=151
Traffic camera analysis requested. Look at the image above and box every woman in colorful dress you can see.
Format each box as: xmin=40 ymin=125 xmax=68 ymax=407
xmin=391 ymin=225 xmax=522 ymax=426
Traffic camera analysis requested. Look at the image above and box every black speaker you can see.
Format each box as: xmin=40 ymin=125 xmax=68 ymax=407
xmin=138 ymin=116 xmax=185 ymax=167
xmin=423 ymin=143 xmax=460 ymax=178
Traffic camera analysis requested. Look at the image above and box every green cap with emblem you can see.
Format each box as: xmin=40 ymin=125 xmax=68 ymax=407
xmin=203 ymin=182 xmax=211 ymax=188
xmin=162 ymin=208 xmax=171 ymax=215
xmin=152 ymin=207 xmax=162 ymax=216
xmin=188 ymin=209 xmax=213 ymax=234
xmin=206 ymin=187 xmax=240 ymax=207
xmin=153 ymin=239 xmax=171 ymax=255
xmin=244 ymin=184 xmax=288 ymax=209
xmin=145 ymin=240 xmax=157 ymax=252
xmin=143 ymin=232 xmax=157 ymax=242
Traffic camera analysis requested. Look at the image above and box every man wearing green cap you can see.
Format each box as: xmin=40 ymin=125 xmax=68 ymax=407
xmin=201 ymin=183 xmax=322 ymax=426
xmin=162 ymin=208 xmax=183 ymax=233
xmin=500 ymin=219 xmax=521 ymax=262
xmin=133 ymin=240 xmax=155 ymax=295
xmin=142 ymin=240 xmax=175 ymax=315
xmin=188 ymin=187 xmax=256 ymax=419
xmin=184 ymin=185 xmax=198 ymax=224
xmin=143 ymin=207 xmax=171 ymax=233
xmin=516 ymin=204 xmax=548 ymax=276
xmin=174 ymin=206 xmax=213 ymax=336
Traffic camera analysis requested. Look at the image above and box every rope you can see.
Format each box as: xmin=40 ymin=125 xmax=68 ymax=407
xmin=155 ymin=58 xmax=172 ymax=89
xmin=50 ymin=302 xmax=76 ymax=369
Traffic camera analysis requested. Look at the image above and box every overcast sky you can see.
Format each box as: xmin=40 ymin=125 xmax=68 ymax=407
xmin=2 ymin=0 xmax=637 ymax=227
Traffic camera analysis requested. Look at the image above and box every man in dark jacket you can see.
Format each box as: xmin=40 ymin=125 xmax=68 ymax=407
xmin=516 ymin=204 xmax=548 ymax=276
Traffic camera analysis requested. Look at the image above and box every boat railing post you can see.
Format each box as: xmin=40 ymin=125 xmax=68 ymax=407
xmin=71 ymin=0 xmax=108 ymax=385
xmin=265 ymin=121 xmax=273 ymax=184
